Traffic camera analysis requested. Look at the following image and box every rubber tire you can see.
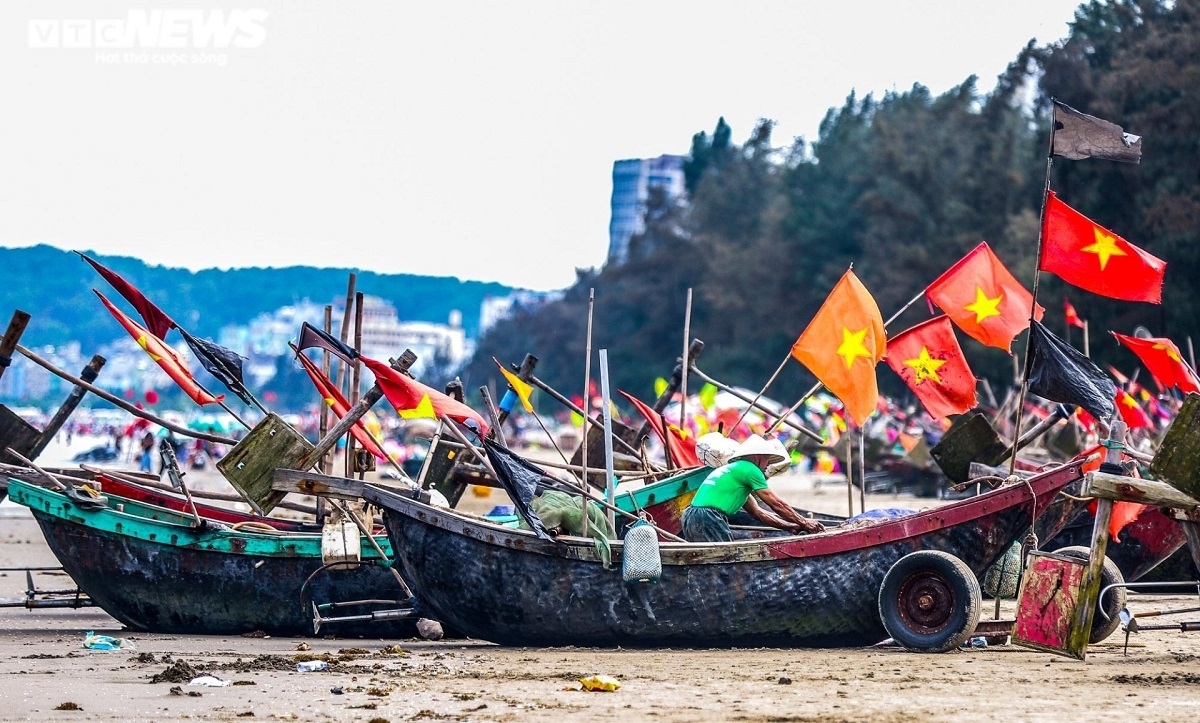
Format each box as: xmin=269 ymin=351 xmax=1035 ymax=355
xmin=1055 ymin=546 xmax=1126 ymax=643
xmin=879 ymin=550 xmax=982 ymax=653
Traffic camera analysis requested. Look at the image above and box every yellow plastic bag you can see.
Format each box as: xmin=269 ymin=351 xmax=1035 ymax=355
xmin=579 ymin=675 xmax=621 ymax=692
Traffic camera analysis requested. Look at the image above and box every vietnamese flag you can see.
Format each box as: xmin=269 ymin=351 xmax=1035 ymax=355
xmin=295 ymin=349 xmax=389 ymax=459
xmin=925 ymin=242 xmax=1043 ymax=353
xmin=790 ymin=269 xmax=886 ymax=426
xmin=1111 ymin=331 xmax=1200 ymax=394
xmin=360 ymin=356 xmax=490 ymax=435
xmin=618 ymin=390 xmax=700 ymax=468
xmin=1064 ymin=299 xmax=1086 ymax=330
xmin=1115 ymin=389 xmax=1153 ymax=429
xmin=95 ymin=290 xmax=223 ymax=406
xmin=1040 ymin=192 xmax=1165 ymax=303
xmin=884 ymin=316 xmax=977 ymax=421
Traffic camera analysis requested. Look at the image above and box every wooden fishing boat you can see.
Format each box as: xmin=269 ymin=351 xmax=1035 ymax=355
xmin=363 ymin=459 xmax=1089 ymax=649
xmin=1045 ymin=505 xmax=1187 ymax=582
xmin=7 ymin=477 xmax=418 ymax=638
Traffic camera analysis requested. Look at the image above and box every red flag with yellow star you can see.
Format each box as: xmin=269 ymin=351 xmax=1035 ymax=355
xmin=1111 ymin=331 xmax=1200 ymax=394
xmin=360 ymin=356 xmax=490 ymax=435
xmin=925 ymin=242 xmax=1043 ymax=353
xmin=790 ymin=269 xmax=885 ymax=426
xmin=1040 ymin=192 xmax=1165 ymax=303
xmin=1115 ymin=389 xmax=1153 ymax=429
xmin=94 ymin=290 xmax=223 ymax=406
xmin=884 ymin=316 xmax=977 ymax=421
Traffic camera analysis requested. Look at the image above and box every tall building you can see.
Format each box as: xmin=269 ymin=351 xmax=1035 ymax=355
xmin=607 ymin=154 xmax=686 ymax=265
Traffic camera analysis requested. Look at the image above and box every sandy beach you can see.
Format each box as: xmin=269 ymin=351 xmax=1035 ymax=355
xmin=2 ymin=437 xmax=1200 ymax=721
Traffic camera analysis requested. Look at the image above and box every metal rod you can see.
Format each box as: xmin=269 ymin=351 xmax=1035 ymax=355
xmin=857 ymin=427 xmax=866 ymax=514
xmin=680 ymin=288 xmax=692 ymax=431
xmin=599 ymin=349 xmax=616 ymax=529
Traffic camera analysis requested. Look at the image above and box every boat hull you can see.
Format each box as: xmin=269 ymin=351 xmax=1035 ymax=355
xmin=366 ymin=463 xmax=1086 ymax=648
xmin=10 ymin=480 xmax=415 ymax=638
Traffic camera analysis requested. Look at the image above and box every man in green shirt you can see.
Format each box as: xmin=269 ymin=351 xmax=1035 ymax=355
xmin=681 ymin=434 xmax=825 ymax=542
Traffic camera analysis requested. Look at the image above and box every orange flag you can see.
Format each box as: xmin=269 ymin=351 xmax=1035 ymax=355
xmin=1040 ymin=191 xmax=1165 ymax=303
xmin=360 ymin=356 xmax=490 ymax=435
xmin=790 ymin=269 xmax=885 ymax=426
xmin=884 ymin=316 xmax=977 ymax=421
xmin=925 ymin=242 xmax=1043 ymax=353
xmin=1111 ymin=332 xmax=1200 ymax=394
xmin=95 ymin=290 xmax=223 ymax=406
xmin=294 ymin=349 xmax=389 ymax=459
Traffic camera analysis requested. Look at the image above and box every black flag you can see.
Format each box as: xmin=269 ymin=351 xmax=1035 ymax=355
xmin=1052 ymin=100 xmax=1142 ymax=164
xmin=297 ymin=322 xmax=359 ymax=364
xmin=482 ymin=437 xmax=553 ymax=540
xmin=1027 ymin=320 xmax=1116 ymax=422
xmin=179 ymin=328 xmax=256 ymax=407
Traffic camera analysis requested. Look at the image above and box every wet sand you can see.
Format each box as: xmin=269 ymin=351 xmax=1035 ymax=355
xmin=2 ymin=438 xmax=1200 ymax=720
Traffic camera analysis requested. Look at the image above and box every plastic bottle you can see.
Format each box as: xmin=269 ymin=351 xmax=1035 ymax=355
xmin=295 ymin=660 xmax=329 ymax=672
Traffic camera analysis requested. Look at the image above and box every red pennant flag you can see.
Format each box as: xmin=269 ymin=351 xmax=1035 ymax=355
xmin=360 ymin=356 xmax=489 ymax=435
xmin=1115 ymin=389 xmax=1153 ymax=430
xmin=1112 ymin=332 xmax=1200 ymax=394
xmin=884 ymin=316 xmax=978 ymax=421
xmin=1040 ymin=192 xmax=1165 ymax=303
xmin=95 ymin=290 xmax=223 ymax=406
xmin=618 ymin=390 xmax=700 ymax=468
xmin=294 ymin=350 xmax=389 ymax=459
xmin=925 ymin=242 xmax=1043 ymax=353
xmin=79 ymin=252 xmax=177 ymax=339
xmin=790 ymin=269 xmax=886 ymax=426
xmin=1064 ymin=299 xmax=1086 ymax=330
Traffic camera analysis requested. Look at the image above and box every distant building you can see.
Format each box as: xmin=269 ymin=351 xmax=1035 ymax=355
xmin=607 ymin=154 xmax=686 ymax=265
xmin=343 ymin=296 xmax=466 ymax=379
xmin=479 ymin=290 xmax=561 ymax=337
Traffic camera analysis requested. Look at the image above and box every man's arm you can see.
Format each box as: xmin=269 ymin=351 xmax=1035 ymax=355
xmin=752 ymin=488 xmax=824 ymax=533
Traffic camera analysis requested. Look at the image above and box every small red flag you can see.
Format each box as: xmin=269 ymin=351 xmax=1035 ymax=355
xmin=1064 ymin=299 xmax=1086 ymax=330
xmin=1111 ymin=331 xmax=1200 ymax=394
xmin=1040 ymin=192 xmax=1165 ymax=303
xmin=295 ymin=350 xmax=389 ymax=459
xmin=884 ymin=316 xmax=977 ymax=421
xmin=618 ymin=390 xmax=700 ymax=468
xmin=925 ymin=242 xmax=1043 ymax=353
xmin=1115 ymin=389 xmax=1153 ymax=430
xmin=95 ymin=290 xmax=223 ymax=406
xmin=360 ymin=356 xmax=490 ymax=435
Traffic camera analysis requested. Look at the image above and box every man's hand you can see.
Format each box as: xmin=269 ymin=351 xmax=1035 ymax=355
xmin=787 ymin=519 xmax=824 ymax=535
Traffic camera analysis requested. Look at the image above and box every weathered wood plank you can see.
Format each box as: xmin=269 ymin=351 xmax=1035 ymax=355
xmin=272 ymin=468 xmax=429 ymax=503
xmin=0 ymin=310 xmax=31 ymax=383
xmin=216 ymin=412 xmax=315 ymax=514
xmin=1150 ymin=392 xmax=1200 ymax=499
xmin=931 ymin=412 xmax=1010 ymax=483
xmin=1083 ymin=470 xmax=1200 ymax=510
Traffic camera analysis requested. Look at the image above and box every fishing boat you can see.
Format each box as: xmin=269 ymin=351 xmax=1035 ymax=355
xmin=7 ymin=477 xmax=419 ymax=638
xmin=362 ymin=457 xmax=1090 ymax=649
xmin=1045 ymin=505 xmax=1187 ymax=582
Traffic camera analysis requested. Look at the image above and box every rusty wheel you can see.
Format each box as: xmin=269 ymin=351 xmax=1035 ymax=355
xmin=879 ymin=551 xmax=981 ymax=652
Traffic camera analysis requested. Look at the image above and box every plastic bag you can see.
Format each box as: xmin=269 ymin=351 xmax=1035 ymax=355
xmin=83 ymin=631 xmax=135 ymax=651
xmin=579 ymin=675 xmax=621 ymax=692
xmin=188 ymin=676 xmax=231 ymax=687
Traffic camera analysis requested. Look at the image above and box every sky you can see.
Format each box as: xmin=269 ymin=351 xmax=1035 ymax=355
xmin=0 ymin=0 xmax=1085 ymax=292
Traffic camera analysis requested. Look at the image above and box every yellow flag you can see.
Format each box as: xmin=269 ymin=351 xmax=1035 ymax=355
xmin=494 ymin=358 xmax=534 ymax=412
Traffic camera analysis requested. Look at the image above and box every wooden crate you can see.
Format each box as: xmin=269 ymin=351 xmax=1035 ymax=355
xmin=1011 ymin=550 xmax=1087 ymax=660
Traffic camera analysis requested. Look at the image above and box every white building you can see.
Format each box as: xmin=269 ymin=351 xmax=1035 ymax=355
xmin=607 ymin=154 xmax=687 ymax=265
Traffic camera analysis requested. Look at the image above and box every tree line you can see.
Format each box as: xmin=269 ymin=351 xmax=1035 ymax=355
xmin=466 ymin=0 xmax=1198 ymax=413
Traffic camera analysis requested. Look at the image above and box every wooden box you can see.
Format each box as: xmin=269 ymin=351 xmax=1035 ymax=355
xmin=1011 ymin=550 xmax=1087 ymax=660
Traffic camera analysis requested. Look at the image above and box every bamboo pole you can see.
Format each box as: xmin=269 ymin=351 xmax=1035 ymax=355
xmin=351 ymin=291 xmax=364 ymax=480
xmin=680 ymin=288 xmax=692 ymax=432
xmin=1083 ymin=320 xmax=1090 ymax=358
xmin=857 ymin=427 xmax=866 ymax=514
xmin=581 ymin=288 xmax=595 ymax=539
xmin=0 ymin=310 xmax=31 ymax=383
xmin=845 ymin=431 xmax=854 ymax=517
xmin=1008 ymin=123 xmax=1057 ymax=478
xmin=16 ymin=343 xmax=236 ymax=445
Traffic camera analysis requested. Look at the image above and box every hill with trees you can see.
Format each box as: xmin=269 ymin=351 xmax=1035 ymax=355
xmin=467 ymin=0 xmax=1199 ymax=411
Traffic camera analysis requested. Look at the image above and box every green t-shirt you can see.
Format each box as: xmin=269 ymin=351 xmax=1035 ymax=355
xmin=689 ymin=459 xmax=768 ymax=516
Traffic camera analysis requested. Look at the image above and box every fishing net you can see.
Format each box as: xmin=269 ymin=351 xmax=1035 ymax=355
xmin=519 ymin=490 xmax=616 ymax=567
xmin=982 ymin=541 xmax=1022 ymax=598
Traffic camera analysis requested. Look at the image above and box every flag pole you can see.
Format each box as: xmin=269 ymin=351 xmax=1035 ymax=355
xmin=581 ymin=288 xmax=595 ymax=540
xmin=1084 ymin=321 xmax=1091 ymax=358
xmin=1007 ymin=118 xmax=1057 ymax=477
xmin=680 ymin=288 xmax=692 ymax=434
